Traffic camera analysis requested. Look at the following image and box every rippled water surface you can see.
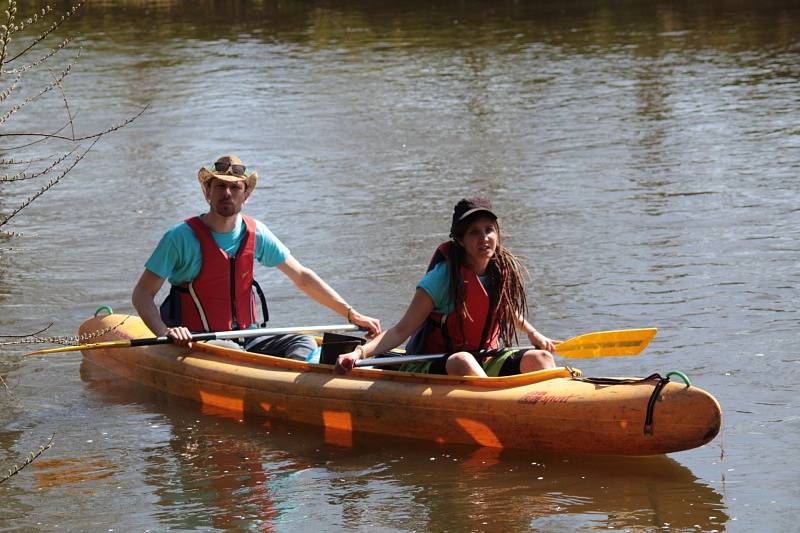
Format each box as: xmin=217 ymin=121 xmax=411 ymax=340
xmin=1 ymin=1 xmax=799 ymax=531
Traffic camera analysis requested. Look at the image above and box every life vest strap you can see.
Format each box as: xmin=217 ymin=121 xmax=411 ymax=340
xmin=252 ymin=279 xmax=269 ymax=327
xmin=187 ymin=281 xmax=211 ymax=332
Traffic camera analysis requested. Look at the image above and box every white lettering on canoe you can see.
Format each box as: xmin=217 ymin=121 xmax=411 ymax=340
xmin=518 ymin=392 xmax=572 ymax=405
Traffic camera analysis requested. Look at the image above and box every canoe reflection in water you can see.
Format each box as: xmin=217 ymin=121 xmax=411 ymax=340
xmin=80 ymin=358 xmax=729 ymax=532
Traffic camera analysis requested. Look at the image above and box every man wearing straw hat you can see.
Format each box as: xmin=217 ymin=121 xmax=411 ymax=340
xmin=132 ymin=154 xmax=380 ymax=359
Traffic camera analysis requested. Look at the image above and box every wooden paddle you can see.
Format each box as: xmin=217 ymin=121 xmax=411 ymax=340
xmin=354 ymin=328 xmax=657 ymax=368
xmin=26 ymin=324 xmax=361 ymax=355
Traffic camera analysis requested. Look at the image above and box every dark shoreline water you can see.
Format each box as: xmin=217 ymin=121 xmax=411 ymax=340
xmin=1 ymin=0 xmax=799 ymax=530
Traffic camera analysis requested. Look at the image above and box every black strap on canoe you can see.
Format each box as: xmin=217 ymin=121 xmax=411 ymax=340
xmin=643 ymin=374 xmax=671 ymax=435
xmin=575 ymin=373 xmax=674 ymax=436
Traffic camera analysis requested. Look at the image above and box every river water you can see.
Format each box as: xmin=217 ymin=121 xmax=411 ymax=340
xmin=1 ymin=1 xmax=798 ymax=531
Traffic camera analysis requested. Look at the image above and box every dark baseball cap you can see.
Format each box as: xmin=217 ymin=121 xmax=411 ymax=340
xmin=450 ymin=197 xmax=497 ymax=235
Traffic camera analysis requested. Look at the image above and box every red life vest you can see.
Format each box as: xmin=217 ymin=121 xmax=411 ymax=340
xmin=176 ymin=215 xmax=259 ymax=332
xmin=415 ymin=241 xmax=501 ymax=354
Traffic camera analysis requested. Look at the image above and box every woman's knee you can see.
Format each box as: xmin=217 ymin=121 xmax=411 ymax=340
xmin=446 ymin=352 xmax=485 ymax=376
xmin=520 ymin=350 xmax=556 ymax=372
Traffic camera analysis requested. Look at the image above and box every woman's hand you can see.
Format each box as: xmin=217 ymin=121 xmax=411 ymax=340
xmin=348 ymin=309 xmax=381 ymax=338
xmin=527 ymin=329 xmax=558 ymax=352
xmin=165 ymin=326 xmax=193 ymax=346
xmin=335 ymin=345 xmax=366 ymax=374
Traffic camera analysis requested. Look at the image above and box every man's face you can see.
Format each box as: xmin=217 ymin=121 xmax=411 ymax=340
xmin=205 ymin=178 xmax=250 ymax=217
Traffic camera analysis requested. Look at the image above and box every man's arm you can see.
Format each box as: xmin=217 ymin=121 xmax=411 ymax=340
xmin=277 ymin=255 xmax=381 ymax=336
xmin=132 ymin=269 xmax=193 ymax=344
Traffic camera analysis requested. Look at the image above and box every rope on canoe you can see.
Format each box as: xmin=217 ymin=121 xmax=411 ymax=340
xmin=665 ymin=370 xmax=691 ymax=386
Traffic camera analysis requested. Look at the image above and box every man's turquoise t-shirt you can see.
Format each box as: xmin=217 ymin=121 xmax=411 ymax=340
xmin=417 ymin=261 xmax=490 ymax=315
xmin=145 ymin=215 xmax=290 ymax=284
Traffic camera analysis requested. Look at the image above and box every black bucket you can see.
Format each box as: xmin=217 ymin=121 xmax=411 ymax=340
xmin=319 ymin=332 xmax=365 ymax=365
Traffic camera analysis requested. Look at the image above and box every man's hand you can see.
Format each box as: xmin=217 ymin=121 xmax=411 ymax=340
xmin=164 ymin=326 xmax=193 ymax=346
xmin=347 ymin=309 xmax=381 ymax=338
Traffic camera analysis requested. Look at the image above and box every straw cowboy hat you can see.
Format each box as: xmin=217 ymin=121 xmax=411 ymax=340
xmin=197 ymin=155 xmax=258 ymax=190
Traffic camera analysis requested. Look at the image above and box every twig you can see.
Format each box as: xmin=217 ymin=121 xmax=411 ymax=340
xmin=0 ymin=434 xmax=55 ymax=485
xmin=3 ymin=36 xmax=71 ymax=76
xmin=0 ymin=316 xmax=129 ymax=347
xmin=6 ymin=3 xmax=80 ymax=63
xmin=0 ymin=48 xmax=79 ymax=128
xmin=0 ymin=0 xmax=15 ymax=68
xmin=0 ymin=103 xmax=148 ymax=143
xmin=49 ymin=62 xmax=75 ymax=140
xmin=0 ymin=321 xmax=55 ymax=338
xmin=0 ymin=2 xmax=53 ymax=41
xmin=0 ymin=136 xmax=99 ymax=230
xmin=0 ymin=154 xmax=62 ymax=165
xmin=1 ymin=114 xmax=79 ymax=151
xmin=0 ymin=70 xmax=20 ymax=103
xmin=0 ymin=147 xmax=79 ymax=183
xmin=0 ymin=160 xmax=30 ymax=181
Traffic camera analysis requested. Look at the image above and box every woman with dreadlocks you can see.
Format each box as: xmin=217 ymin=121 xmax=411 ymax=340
xmin=335 ymin=197 xmax=557 ymax=377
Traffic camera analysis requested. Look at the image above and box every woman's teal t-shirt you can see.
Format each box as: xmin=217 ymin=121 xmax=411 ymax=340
xmin=417 ymin=261 xmax=490 ymax=314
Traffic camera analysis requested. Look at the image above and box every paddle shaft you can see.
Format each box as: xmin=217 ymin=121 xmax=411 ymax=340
xmin=354 ymin=347 xmax=535 ymax=368
xmin=152 ymin=324 xmax=361 ymax=344
xmin=27 ymin=324 xmax=361 ymax=355
xmin=353 ymin=328 xmax=657 ymax=368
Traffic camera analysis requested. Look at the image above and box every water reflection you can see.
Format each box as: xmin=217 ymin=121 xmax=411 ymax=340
xmin=16 ymin=0 xmax=794 ymax=53
xmin=80 ymin=358 xmax=728 ymax=531
xmin=147 ymin=410 xmax=282 ymax=530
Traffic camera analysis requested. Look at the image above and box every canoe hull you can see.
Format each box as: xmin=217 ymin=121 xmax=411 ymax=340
xmin=78 ymin=315 xmax=721 ymax=455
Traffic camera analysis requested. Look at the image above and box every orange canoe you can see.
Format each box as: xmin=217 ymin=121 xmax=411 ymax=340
xmin=77 ymin=314 xmax=721 ymax=456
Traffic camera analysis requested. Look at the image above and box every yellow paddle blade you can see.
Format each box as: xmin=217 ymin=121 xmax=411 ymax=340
xmin=555 ymin=328 xmax=657 ymax=358
xmin=26 ymin=339 xmax=133 ymax=356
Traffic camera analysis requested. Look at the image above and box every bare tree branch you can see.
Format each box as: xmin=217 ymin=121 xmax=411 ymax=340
xmin=6 ymin=3 xmax=80 ymax=63
xmin=0 ymin=147 xmax=79 ymax=182
xmin=0 ymin=48 xmax=79 ymax=128
xmin=1 ymin=114 xmax=80 ymax=151
xmin=0 ymin=434 xmax=55 ymax=485
xmin=0 ymin=70 xmax=20 ymax=102
xmin=0 ymin=316 xmax=130 ymax=347
xmin=3 ymin=35 xmax=71 ymax=76
xmin=0 ymin=1 xmax=145 ymax=495
xmin=0 ymin=103 xmax=148 ymax=143
xmin=0 ymin=136 xmax=100 ymax=230
xmin=0 ymin=154 xmax=64 ymax=165
xmin=0 ymin=322 xmax=54 ymax=338
xmin=49 ymin=62 xmax=76 ymax=140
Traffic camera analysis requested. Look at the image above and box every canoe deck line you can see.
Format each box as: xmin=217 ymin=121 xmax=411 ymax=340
xmin=77 ymin=314 xmax=722 ymax=456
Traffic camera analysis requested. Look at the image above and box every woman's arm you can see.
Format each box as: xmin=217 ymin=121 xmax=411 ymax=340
xmin=515 ymin=314 xmax=558 ymax=352
xmin=335 ymin=288 xmax=434 ymax=373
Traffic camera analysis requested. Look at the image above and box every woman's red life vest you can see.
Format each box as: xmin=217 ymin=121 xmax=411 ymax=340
xmin=176 ymin=215 xmax=259 ymax=332
xmin=414 ymin=241 xmax=501 ymax=354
